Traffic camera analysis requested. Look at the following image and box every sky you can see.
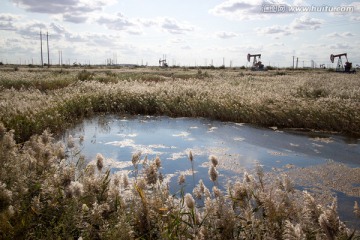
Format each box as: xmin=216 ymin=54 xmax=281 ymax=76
xmin=0 ymin=0 xmax=359 ymax=67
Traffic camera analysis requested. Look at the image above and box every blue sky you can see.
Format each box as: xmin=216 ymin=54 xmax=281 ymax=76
xmin=0 ymin=0 xmax=359 ymax=67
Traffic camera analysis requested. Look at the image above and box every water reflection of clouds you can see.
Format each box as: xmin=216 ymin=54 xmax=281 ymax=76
xmin=172 ymin=131 xmax=195 ymax=141
xmin=106 ymin=139 xmax=135 ymax=147
xmin=311 ymin=143 xmax=324 ymax=148
xmin=116 ymin=133 xmax=138 ymax=138
xmin=105 ymin=139 xmax=168 ymax=155
xmin=172 ymin=131 xmax=190 ymax=137
xmin=186 ymin=138 xmax=196 ymax=141
xmin=167 ymin=152 xmax=186 ymax=160
xmin=233 ymin=137 xmax=245 ymax=141
xmin=167 ymin=146 xmax=230 ymax=163
xmin=207 ymin=126 xmax=218 ymax=133
xmin=268 ymin=151 xmax=288 ymax=156
xmin=175 ymin=169 xmax=198 ymax=176
xmin=65 ymin=115 xmax=360 ymax=180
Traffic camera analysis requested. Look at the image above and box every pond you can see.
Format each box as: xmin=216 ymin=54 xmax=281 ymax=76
xmin=61 ymin=114 xmax=360 ymax=229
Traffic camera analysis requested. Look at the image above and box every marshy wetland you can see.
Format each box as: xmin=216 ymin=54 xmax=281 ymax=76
xmin=0 ymin=66 xmax=359 ymax=239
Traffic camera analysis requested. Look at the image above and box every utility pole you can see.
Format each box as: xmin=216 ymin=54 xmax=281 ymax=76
xmin=40 ymin=30 xmax=43 ymax=67
xmin=292 ymin=56 xmax=295 ymax=69
xmin=296 ymin=57 xmax=298 ymax=69
xmin=46 ymin=32 xmax=50 ymax=68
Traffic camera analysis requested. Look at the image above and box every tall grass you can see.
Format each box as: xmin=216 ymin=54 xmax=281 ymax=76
xmin=1 ymin=68 xmax=360 ymax=142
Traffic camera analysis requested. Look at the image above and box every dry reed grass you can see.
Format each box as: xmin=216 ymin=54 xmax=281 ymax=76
xmin=0 ymin=67 xmax=359 ymax=238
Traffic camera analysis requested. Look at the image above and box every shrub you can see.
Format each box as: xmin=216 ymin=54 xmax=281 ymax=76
xmin=274 ymin=71 xmax=287 ymax=76
xmin=77 ymin=70 xmax=94 ymax=81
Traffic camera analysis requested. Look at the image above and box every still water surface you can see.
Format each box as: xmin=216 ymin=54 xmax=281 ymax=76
xmin=62 ymin=115 xmax=360 ymax=228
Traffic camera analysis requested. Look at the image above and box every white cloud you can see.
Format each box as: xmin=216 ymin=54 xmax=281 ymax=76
xmin=63 ymin=13 xmax=88 ymax=23
xmin=256 ymin=25 xmax=291 ymax=35
xmin=209 ymin=0 xmax=287 ymax=21
xmin=292 ymin=0 xmax=308 ymax=6
xmin=139 ymin=17 xmax=195 ymax=34
xmin=138 ymin=18 xmax=157 ymax=27
xmin=0 ymin=13 xmax=22 ymax=21
xmin=170 ymin=38 xmax=186 ymax=44
xmin=267 ymin=42 xmax=285 ymax=47
xmin=325 ymin=32 xmax=355 ymax=38
xmin=12 ymin=0 xmax=97 ymax=14
xmin=216 ymin=31 xmax=239 ymax=39
xmin=181 ymin=45 xmax=192 ymax=50
xmin=303 ymin=43 xmax=329 ymax=49
xmin=227 ymin=44 xmax=264 ymax=53
xmin=0 ymin=13 xmax=22 ymax=30
xmin=96 ymin=13 xmax=138 ymax=32
xmin=125 ymin=28 xmax=142 ymax=35
xmin=329 ymin=43 xmax=352 ymax=49
xmin=290 ymin=15 xmax=324 ymax=30
xmin=160 ymin=18 xmax=194 ymax=34
xmin=64 ymin=32 xmax=87 ymax=42
xmin=16 ymin=21 xmax=47 ymax=39
xmin=3 ymin=38 xmax=36 ymax=54
xmin=11 ymin=0 xmax=116 ymax=23
xmin=95 ymin=14 xmax=194 ymax=35
xmin=50 ymin=23 xmax=64 ymax=34
xmin=256 ymin=15 xmax=324 ymax=36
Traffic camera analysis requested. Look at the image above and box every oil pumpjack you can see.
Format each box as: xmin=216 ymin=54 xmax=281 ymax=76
xmin=247 ymin=53 xmax=265 ymax=71
xmin=330 ymin=53 xmax=356 ymax=73
xmin=159 ymin=55 xmax=168 ymax=68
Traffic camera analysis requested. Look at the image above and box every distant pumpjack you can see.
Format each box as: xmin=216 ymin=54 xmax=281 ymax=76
xmin=159 ymin=55 xmax=168 ymax=67
xmin=247 ymin=53 xmax=265 ymax=71
xmin=330 ymin=53 xmax=356 ymax=73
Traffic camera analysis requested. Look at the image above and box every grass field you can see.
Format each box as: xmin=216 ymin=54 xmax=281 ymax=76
xmin=1 ymin=66 xmax=359 ymax=142
xmin=0 ymin=66 xmax=359 ymax=239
